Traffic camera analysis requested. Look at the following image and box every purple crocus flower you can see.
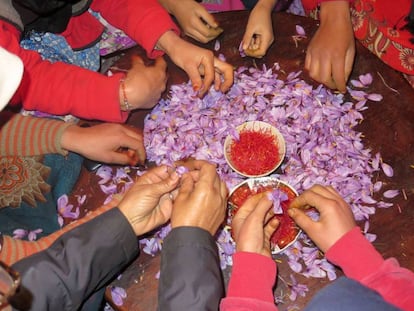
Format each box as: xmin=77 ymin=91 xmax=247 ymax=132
xmin=110 ymin=286 xmax=127 ymax=306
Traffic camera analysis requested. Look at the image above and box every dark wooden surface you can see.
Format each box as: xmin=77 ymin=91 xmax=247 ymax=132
xmin=73 ymin=10 xmax=414 ymax=311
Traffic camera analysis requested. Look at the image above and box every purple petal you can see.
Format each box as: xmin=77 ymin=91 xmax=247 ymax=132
xmin=295 ymin=25 xmax=306 ymax=36
xmin=383 ymin=189 xmax=399 ymax=199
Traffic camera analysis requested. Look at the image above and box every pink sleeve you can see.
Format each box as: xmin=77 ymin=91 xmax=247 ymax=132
xmin=220 ymin=252 xmax=278 ymax=311
xmin=326 ymin=227 xmax=414 ymax=310
xmin=90 ymin=0 xmax=180 ymax=59
xmin=1 ymin=21 xmax=129 ymax=123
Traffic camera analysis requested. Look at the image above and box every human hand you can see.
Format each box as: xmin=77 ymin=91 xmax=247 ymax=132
xmin=232 ymin=193 xmax=279 ymax=257
xmin=61 ymin=123 xmax=146 ymax=165
xmin=156 ymin=31 xmax=234 ymax=97
xmin=118 ymin=165 xmax=180 ymax=236
xmin=121 ymin=55 xmax=167 ymax=110
xmin=305 ymin=1 xmax=355 ymax=93
xmin=288 ymin=184 xmax=356 ymax=253
xmin=159 ymin=0 xmax=223 ymax=43
xmin=170 ymin=160 xmax=228 ymax=235
xmin=242 ymin=0 xmax=275 ymax=58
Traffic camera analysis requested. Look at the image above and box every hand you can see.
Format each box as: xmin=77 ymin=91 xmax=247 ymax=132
xmin=61 ymin=123 xmax=146 ymax=165
xmin=156 ymin=31 xmax=234 ymax=97
xmin=232 ymin=193 xmax=279 ymax=257
xmin=288 ymin=184 xmax=357 ymax=253
xmin=118 ymin=165 xmax=180 ymax=236
xmin=242 ymin=0 xmax=276 ymax=58
xmin=170 ymin=160 xmax=228 ymax=235
xmin=159 ymin=0 xmax=223 ymax=43
xmin=305 ymin=1 xmax=355 ymax=93
xmin=121 ymin=55 xmax=167 ymax=110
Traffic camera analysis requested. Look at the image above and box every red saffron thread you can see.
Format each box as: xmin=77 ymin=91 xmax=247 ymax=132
xmin=230 ymin=129 xmax=279 ymax=175
xmin=229 ymin=184 xmax=298 ymax=249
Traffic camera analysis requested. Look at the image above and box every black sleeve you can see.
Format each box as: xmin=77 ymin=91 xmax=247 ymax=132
xmin=157 ymin=227 xmax=224 ymax=311
xmin=11 ymin=208 xmax=139 ymax=311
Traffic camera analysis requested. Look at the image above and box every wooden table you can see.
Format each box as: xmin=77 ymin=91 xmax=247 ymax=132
xmin=85 ymin=10 xmax=414 ymax=310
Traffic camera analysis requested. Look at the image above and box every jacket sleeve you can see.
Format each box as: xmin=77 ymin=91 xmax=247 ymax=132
xmin=326 ymin=227 xmax=414 ymax=311
xmin=0 ymin=20 xmax=129 ymax=123
xmin=0 ymin=114 xmax=71 ymax=157
xmin=90 ymin=0 xmax=180 ymax=59
xmin=220 ymin=252 xmax=278 ymax=311
xmin=158 ymin=227 xmax=224 ymax=311
xmin=11 ymin=208 xmax=139 ymax=311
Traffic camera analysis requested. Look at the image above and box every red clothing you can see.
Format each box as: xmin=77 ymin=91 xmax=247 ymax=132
xmin=302 ymin=0 xmax=414 ymax=75
xmin=221 ymin=227 xmax=414 ymax=310
xmin=0 ymin=0 xmax=179 ymax=122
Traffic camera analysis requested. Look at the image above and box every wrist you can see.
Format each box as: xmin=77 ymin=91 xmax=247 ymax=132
xmin=155 ymin=30 xmax=179 ymax=56
xmin=319 ymin=1 xmax=351 ymax=24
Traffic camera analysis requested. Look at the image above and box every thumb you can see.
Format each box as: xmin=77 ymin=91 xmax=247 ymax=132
xmin=152 ymin=172 xmax=180 ymax=196
xmin=288 ymin=208 xmax=313 ymax=233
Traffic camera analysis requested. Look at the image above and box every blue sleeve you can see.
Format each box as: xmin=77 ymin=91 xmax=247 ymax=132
xmin=157 ymin=227 xmax=224 ymax=311
xmin=11 ymin=208 xmax=139 ymax=311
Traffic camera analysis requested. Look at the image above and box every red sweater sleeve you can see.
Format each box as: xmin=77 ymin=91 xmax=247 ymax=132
xmin=220 ymin=252 xmax=278 ymax=311
xmin=0 ymin=21 xmax=128 ymax=123
xmin=326 ymin=227 xmax=414 ymax=311
xmin=90 ymin=0 xmax=180 ymax=59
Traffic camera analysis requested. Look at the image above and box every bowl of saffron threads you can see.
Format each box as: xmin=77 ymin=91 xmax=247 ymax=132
xmin=227 ymin=177 xmax=301 ymax=254
xmin=224 ymin=121 xmax=286 ymax=178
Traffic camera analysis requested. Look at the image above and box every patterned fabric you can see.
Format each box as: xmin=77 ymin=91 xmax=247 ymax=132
xmin=0 ymin=156 xmax=50 ymax=208
xmin=302 ymin=0 xmax=414 ymax=75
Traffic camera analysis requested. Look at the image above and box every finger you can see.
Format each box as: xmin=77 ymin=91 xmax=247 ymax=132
xmin=344 ymin=49 xmax=354 ymax=86
xmin=304 ymin=52 xmax=312 ymax=71
xmin=153 ymin=56 xmax=168 ymax=71
xmin=319 ymin=59 xmax=337 ymax=90
xmin=137 ymin=165 xmax=171 ymax=184
xmin=287 ymin=206 xmax=315 ymax=233
xmin=264 ymin=217 xmax=279 ymax=242
xmin=198 ymin=58 xmax=215 ymax=96
xmin=213 ymin=59 xmax=234 ymax=93
xmin=131 ymin=55 xmax=145 ymax=68
xmin=198 ymin=10 xmax=219 ymax=29
xmin=331 ymin=56 xmax=346 ymax=93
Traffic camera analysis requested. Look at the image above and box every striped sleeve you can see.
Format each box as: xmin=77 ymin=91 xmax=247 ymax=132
xmin=0 ymin=114 xmax=72 ymax=156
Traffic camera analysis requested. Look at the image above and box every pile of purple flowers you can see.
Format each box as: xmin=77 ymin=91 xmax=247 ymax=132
xmin=96 ymin=63 xmax=397 ymax=305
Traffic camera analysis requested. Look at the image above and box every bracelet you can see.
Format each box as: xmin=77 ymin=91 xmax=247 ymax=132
xmin=120 ymin=78 xmax=131 ymax=111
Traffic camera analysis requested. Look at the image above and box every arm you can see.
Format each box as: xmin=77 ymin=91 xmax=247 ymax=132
xmin=289 ymin=185 xmax=414 ymax=311
xmin=242 ymin=0 xmax=277 ymax=58
xmin=10 ymin=165 xmax=181 ymax=310
xmin=91 ymin=0 xmax=234 ymax=97
xmin=0 ymin=21 xmax=129 ymax=123
xmin=305 ymin=0 xmax=355 ymax=92
xmin=221 ymin=193 xmax=279 ymax=310
xmin=158 ymin=0 xmax=223 ymax=43
xmin=11 ymin=208 xmax=139 ymax=311
xmin=158 ymin=160 xmax=228 ymax=310
xmin=326 ymin=228 xmax=414 ymax=311
xmin=158 ymin=227 xmax=224 ymax=310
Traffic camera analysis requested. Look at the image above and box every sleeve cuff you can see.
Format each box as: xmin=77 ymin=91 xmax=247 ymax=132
xmin=226 ymin=252 xmax=276 ymax=303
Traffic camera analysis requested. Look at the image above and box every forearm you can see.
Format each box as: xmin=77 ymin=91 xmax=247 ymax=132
xmin=326 ymin=227 xmax=414 ymax=310
xmin=12 ymin=208 xmax=139 ymax=311
xmin=91 ymin=0 xmax=180 ymax=58
xmin=0 ymin=114 xmax=71 ymax=157
xmin=158 ymin=227 xmax=224 ymax=310
xmin=220 ymin=252 xmax=277 ymax=311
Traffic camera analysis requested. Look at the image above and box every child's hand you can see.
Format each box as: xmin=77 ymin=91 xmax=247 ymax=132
xmin=242 ymin=0 xmax=276 ymax=58
xmin=232 ymin=193 xmax=279 ymax=258
xmin=61 ymin=123 xmax=146 ymax=165
xmin=156 ymin=31 xmax=234 ymax=97
xmin=122 ymin=55 xmax=167 ymax=110
xmin=288 ymin=184 xmax=357 ymax=253
xmin=159 ymin=0 xmax=223 ymax=43
xmin=305 ymin=1 xmax=355 ymax=93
